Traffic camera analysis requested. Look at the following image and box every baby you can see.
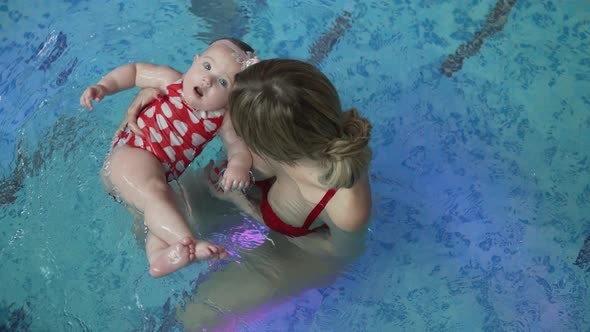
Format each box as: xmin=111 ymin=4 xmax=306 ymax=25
xmin=80 ymin=38 xmax=259 ymax=277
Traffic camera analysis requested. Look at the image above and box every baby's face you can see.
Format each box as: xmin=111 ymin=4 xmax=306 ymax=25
xmin=181 ymin=43 xmax=243 ymax=112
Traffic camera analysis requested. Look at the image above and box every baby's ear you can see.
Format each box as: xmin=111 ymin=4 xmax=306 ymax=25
xmin=194 ymin=54 xmax=200 ymax=61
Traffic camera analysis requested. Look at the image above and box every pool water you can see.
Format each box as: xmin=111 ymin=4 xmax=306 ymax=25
xmin=1 ymin=0 xmax=590 ymax=331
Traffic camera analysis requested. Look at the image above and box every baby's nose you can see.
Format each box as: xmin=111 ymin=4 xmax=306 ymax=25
xmin=202 ymin=76 xmax=212 ymax=87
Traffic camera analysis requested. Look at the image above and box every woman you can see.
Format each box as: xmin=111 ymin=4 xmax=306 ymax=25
xmin=220 ymin=58 xmax=372 ymax=255
xmin=123 ymin=59 xmax=373 ymax=330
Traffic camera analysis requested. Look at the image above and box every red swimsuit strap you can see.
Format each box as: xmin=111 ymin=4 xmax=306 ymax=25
xmin=302 ymin=188 xmax=337 ymax=229
xmin=255 ymin=179 xmax=337 ymax=237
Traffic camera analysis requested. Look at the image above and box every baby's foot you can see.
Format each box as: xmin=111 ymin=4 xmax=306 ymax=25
xmin=194 ymin=240 xmax=228 ymax=261
xmin=181 ymin=236 xmax=196 ymax=261
xmin=149 ymin=237 xmax=196 ymax=278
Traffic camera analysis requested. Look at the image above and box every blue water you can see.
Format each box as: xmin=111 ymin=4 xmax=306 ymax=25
xmin=1 ymin=0 xmax=589 ymax=331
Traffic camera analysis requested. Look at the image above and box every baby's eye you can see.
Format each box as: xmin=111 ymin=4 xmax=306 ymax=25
xmin=218 ymin=78 xmax=228 ymax=87
xmin=203 ymin=62 xmax=211 ymax=70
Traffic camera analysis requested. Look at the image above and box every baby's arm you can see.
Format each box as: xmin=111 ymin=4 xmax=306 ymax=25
xmin=80 ymin=63 xmax=182 ymax=110
xmin=218 ymin=115 xmax=253 ymax=192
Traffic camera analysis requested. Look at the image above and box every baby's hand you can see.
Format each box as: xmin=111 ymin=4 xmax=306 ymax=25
xmin=221 ymin=163 xmax=253 ymax=193
xmin=80 ymin=84 xmax=108 ymax=110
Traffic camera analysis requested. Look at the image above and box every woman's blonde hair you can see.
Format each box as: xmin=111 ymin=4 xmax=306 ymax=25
xmin=230 ymin=59 xmax=372 ymax=188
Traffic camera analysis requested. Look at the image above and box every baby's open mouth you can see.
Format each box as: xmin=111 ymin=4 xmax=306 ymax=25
xmin=194 ymin=86 xmax=203 ymax=97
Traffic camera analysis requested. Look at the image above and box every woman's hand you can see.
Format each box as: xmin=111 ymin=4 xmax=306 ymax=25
xmin=112 ymin=87 xmax=160 ymax=142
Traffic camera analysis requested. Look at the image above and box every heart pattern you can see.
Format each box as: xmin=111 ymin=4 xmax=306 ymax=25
xmin=204 ymin=120 xmax=217 ymax=132
xmin=156 ymin=114 xmax=168 ymax=130
xmin=169 ymin=132 xmax=183 ymax=146
xmin=192 ymin=133 xmax=205 ymax=146
xmin=175 ymin=161 xmax=185 ymax=172
xmin=149 ymin=127 xmax=162 ymax=143
xmin=169 ymin=96 xmax=183 ymax=109
xmin=188 ymin=109 xmax=200 ymax=124
xmin=144 ymin=106 xmax=155 ymax=118
xmin=173 ymin=120 xmax=188 ymax=136
xmin=161 ymin=102 xmax=172 ymax=118
xmin=134 ymin=136 xmax=144 ymax=147
xmin=163 ymin=146 xmax=176 ymax=162
xmin=183 ymin=149 xmax=195 ymax=160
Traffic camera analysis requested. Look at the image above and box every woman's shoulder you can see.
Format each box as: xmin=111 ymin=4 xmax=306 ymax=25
xmin=326 ymin=175 xmax=372 ymax=232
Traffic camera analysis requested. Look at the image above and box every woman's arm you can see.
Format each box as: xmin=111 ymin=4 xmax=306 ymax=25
xmin=111 ymin=87 xmax=161 ymax=139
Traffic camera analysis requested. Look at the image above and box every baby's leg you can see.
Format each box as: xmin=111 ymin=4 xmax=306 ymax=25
xmin=104 ymin=146 xmax=226 ymax=276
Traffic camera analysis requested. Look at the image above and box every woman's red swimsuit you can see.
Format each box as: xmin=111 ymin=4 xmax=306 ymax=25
xmin=255 ymin=178 xmax=336 ymax=237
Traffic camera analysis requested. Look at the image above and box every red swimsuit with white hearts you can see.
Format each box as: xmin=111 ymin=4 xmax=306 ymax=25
xmin=112 ymin=79 xmax=224 ymax=182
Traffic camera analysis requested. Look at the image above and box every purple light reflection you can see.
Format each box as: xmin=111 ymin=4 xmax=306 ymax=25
xmin=207 ymin=215 xmax=269 ymax=263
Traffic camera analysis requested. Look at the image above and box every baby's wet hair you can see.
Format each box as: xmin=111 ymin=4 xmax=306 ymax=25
xmin=209 ymin=37 xmax=255 ymax=54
